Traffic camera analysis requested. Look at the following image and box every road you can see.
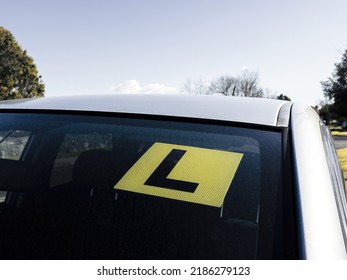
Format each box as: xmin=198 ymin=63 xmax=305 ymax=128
xmin=334 ymin=136 xmax=347 ymax=150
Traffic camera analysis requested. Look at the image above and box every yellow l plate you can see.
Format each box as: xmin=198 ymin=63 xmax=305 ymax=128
xmin=114 ymin=142 xmax=243 ymax=207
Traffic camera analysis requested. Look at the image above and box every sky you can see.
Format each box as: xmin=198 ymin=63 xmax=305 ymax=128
xmin=1 ymin=0 xmax=347 ymax=105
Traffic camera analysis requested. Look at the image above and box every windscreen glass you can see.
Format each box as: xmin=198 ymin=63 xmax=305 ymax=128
xmin=0 ymin=113 xmax=283 ymax=259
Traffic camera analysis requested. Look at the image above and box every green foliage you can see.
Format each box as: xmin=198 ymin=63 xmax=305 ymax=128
xmin=0 ymin=27 xmax=45 ymax=100
xmin=319 ymin=103 xmax=336 ymax=125
xmin=321 ymin=50 xmax=347 ymax=118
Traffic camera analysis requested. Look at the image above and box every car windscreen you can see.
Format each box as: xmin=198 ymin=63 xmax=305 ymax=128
xmin=0 ymin=112 xmax=287 ymax=259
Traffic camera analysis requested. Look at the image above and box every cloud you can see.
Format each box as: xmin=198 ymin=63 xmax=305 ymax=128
xmin=109 ymin=80 xmax=142 ymax=94
xmin=110 ymin=80 xmax=177 ymax=94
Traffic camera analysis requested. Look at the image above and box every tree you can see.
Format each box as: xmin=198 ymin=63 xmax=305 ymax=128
xmin=182 ymin=70 xmax=283 ymax=100
xmin=209 ymin=76 xmax=238 ymax=96
xmin=276 ymin=94 xmax=291 ymax=101
xmin=321 ymin=49 xmax=347 ymax=118
xmin=317 ymin=98 xmax=337 ymax=125
xmin=208 ymin=71 xmax=264 ymax=97
xmin=182 ymin=78 xmax=208 ymax=95
xmin=319 ymin=103 xmax=336 ymax=125
xmin=0 ymin=27 xmax=45 ymax=100
xmin=237 ymin=70 xmax=263 ymax=97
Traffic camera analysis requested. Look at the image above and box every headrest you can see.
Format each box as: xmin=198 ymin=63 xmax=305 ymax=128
xmin=72 ymin=150 xmax=118 ymax=190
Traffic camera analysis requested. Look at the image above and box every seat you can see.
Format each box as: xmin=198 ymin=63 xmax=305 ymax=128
xmin=73 ymin=149 xmax=119 ymax=196
xmin=0 ymin=159 xmax=50 ymax=259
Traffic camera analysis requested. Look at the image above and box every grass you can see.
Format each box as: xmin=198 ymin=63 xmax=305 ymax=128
xmin=331 ymin=131 xmax=347 ymax=136
xmin=336 ymin=148 xmax=347 ymax=190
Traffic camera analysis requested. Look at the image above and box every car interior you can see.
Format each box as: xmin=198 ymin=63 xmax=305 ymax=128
xmin=0 ymin=113 xmax=275 ymax=259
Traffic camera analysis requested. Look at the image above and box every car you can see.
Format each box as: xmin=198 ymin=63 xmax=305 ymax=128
xmin=0 ymin=94 xmax=346 ymax=260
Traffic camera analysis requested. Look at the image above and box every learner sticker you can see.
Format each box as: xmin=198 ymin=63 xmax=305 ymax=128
xmin=114 ymin=142 xmax=243 ymax=207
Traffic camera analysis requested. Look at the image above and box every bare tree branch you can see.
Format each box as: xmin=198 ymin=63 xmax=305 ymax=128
xmin=182 ymin=70 xmax=287 ymax=100
xmin=181 ymin=78 xmax=208 ymax=95
xmin=209 ymin=76 xmax=238 ymax=96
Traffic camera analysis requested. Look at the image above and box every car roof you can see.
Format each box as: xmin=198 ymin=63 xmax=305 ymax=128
xmin=0 ymin=94 xmax=291 ymax=127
